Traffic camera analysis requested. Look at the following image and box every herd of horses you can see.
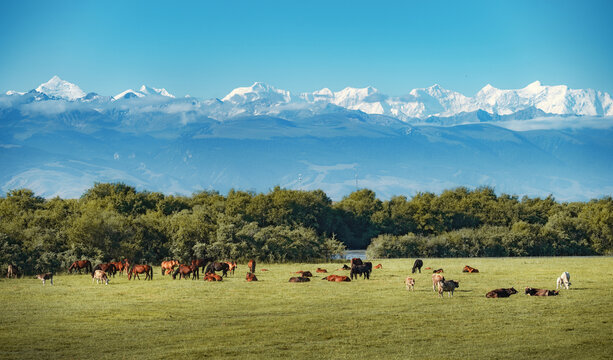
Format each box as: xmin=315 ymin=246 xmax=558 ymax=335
xmin=6 ymin=258 xmax=572 ymax=298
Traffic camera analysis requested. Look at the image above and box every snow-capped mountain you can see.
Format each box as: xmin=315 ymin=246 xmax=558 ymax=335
xmin=113 ymin=85 xmax=175 ymax=100
xmin=35 ymin=75 xmax=86 ymax=100
xmin=222 ymin=82 xmax=291 ymax=105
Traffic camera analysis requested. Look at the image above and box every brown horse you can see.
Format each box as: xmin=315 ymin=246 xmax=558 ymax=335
xmin=172 ymin=264 xmax=199 ymax=280
xmin=109 ymin=260 xmax=127 ymax=276
xmin=316 ymin=268 xmax=327 ymax=273
xmin=248 ymin=259 xmax=256 ymax=273
xmin=128 ymin=265 xmax=153 ymax=280
xmin=289 ymin=276 xmax=310 ymax=283
xmin=6 ymin=264 xmax=20 ymax=278
xmin=161 ymin=260 xmax=179 ymax=276
xmin=374 ymin=264 xmax=383 ymax=269
xmin=246 ymin=272 xmax=258 ymax=282
xmin=204 ymin=273 xmax=223 ymax=281
xmin=225 ymin=261 xmax=237 ymax=275
xmin=191 ymin=259 xmax=209 ymax=273
xmin=206 ymin=262 xmax=230 ymax=277
xmin=68 ymin=260 xmax=92 ymax=274
xmin=93 ymin=263 xmax=117 ymax=277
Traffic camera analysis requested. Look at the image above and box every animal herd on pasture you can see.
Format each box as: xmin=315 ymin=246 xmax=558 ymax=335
xmin=5 ymin=259 xmax=572 ymax=299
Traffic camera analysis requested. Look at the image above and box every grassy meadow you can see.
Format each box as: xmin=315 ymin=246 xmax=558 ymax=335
xmin=0 ymin=257 xmax=612 ymax=359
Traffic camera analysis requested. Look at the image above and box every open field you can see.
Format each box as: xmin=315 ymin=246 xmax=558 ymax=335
xmin=1 ymin=257 xmax=612 ymax=359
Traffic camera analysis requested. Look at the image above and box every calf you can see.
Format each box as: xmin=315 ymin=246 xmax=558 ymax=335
xmin=485 ymin=288 xmax=518 ymax=298
xmin=556 ymin=272 xmax=571 ymax=290
xmin=405 ymin=277 xmax=415 ymax=291
xmin=92 ymin=270 xmax=109 ymax=285
xmin=432 ymin=274 xmax=445 ymax=291
xmin=525 ymin=287 xmax=559 ymax=296
xmin=37 ymin=273 xmax=53 ymax=286
xmin=437 ymin=280 xmax=459 ymax=298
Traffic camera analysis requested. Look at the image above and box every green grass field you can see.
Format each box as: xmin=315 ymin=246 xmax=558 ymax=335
xmin=1 ymin=257 xmax=612 ymax=359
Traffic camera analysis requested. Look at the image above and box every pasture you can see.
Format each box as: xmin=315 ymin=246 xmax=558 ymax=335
xmin=0 ymin=257 xmax=612 ymax=359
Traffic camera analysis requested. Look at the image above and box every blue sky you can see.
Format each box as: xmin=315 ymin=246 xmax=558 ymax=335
xmin=1 ymin=0 xmax=611 ymax=98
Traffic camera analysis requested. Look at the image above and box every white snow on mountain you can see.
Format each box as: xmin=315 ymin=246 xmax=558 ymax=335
xmin=138 ymin=85 xmax=175 ymax=98
xmin=35 ymin=75 xmax=86 ymax=100
xmin=113 ymin=89 xmax=145 ymax=100
xmin=222 ymin=82 xmax=291 ymax=105
xmin=5 ymin=90 xmax=25 ymax=96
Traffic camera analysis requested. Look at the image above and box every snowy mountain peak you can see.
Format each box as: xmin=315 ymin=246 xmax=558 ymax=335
xmin=113 ymin=89 xmax=145 ymax=100
xmin=35 ymin=76 xmax=86 ymax=100
xmin=139 ymin=85 xmax=175 ymax=98
xmin=6 ymin=90 xmax=25 ymax=96
xmin=222 ymin=82 xmax=291 ymax=104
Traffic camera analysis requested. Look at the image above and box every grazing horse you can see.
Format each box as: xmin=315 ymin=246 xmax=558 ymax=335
xmin=172 ymin=265 xmax=199 ymax=280
xmin=161 ymin=260 xmax=179 ymax=276
xmin=412 ymin=259 xmax=423 ymax=274
xmin=6 ymin=264 xmax=20 ymax=278
xmin=463 ymin=265 xmax=479 ymax=273
xmin=206 ymin=262 xmax=230 ymax=277
xmin=248 ymin=259 xmax=256 ymax=273
xmin=246 ymin=272 xmax=258 ymax=282
xmin=37 ymin=273 xmax=53 ymax=286
xmin=556 ymin=272 xmax=571 ymax=290
xmin=92 ymin=270 xmax=109 ymax=285
xmin=289 ymin=276 xmax=310 ymax=283
xmin=191 ymin=259 xmax=209 ymax=273
xmin=128 ymin=265 xmax=153 ymax=280
xmin=93 ymin=263 xmax=116 ymax=277
xmin=68 ymin=260 xmax=92 ymax=274
xmin=225 ymin=261 xmax=237 ymax=275
xmin=405 ymin=277 xmax=415 ymax=291
xmin=110 ymin=260 xmax=127 ymax=276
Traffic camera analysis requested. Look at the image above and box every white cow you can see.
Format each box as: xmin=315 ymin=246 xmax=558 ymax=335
xmin=556 ymin=272 xmax=571 ymax=289
xmin=92 ymin=270 xmax=109 ymax=285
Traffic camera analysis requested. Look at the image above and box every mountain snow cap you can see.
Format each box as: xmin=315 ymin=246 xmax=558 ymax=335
xmin=35 ymin=75 xmax=86 ymax=100
xmin=139 ymin=85 xmax=175 ymax=98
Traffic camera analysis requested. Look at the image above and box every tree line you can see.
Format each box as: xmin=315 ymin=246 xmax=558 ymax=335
xmin=0 ymin=183 xmax=611 ymax=274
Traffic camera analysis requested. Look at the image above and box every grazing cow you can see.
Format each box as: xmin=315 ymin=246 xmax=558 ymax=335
xmin=204 ymin=273 xmax=223 ymax=282
xmin=556 ymin=272 xmax=571 ymax=290
xmin=245 ymin=272 xmax=258 ymax=282
xmin=525 ymin=287 xmax=559 ymax=296
xmin=161 ymin=260 xmax=179 ymax=276
xmin=405 ymin=277 xmax=415 ymax=291
xmin=225 ymin=261 xmax=237 ymax=275
xmin=433 ymin=268 xmax=444 ymax=274
xmin=248 ymin=259 xmax=256 ymax=273
xmin=92 ymin=270 xmax=109 ymax=285
xmin=412 ymin=259 xmax=423 ymax=274
xmin=485 ymin=288 xmax=518 ymax=298
xmin=93 ymin=263 xmax=117 ymax=278
xmin=462 ymin=265 xmax=479 ymax=273
xmin=316 ymin=268 xmax=327 ymax=273
xmin=437 ymin=280 xmax=459 ymax=298
xmin=374 ymin=264 xmax=383 ymax=269
xmin=432 ymin=274 xmax=445 ymax=291
xmin=289 ymin=276 xmax=310 ymax=283
xmin=37 ymin=273 xmax=53 ymax=286
xmin=6 ymin=264 xmax=20 ymax=278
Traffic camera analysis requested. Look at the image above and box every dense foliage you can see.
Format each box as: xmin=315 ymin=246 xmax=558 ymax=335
xmin=1 ymin=184 xmax=611 ymax=273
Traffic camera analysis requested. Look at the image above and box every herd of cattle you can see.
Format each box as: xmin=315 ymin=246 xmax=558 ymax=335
xmin=4 ymin=259 xmax=572 ymax=299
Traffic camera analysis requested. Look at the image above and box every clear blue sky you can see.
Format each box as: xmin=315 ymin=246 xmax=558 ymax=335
xmin=1 ymin=0 xmax=611 ymax=98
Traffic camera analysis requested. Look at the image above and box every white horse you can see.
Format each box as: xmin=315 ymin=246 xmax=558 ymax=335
xmin=556 ymin=272 xmax=571 ymax=289
xmin=92 ymin=270 xmax=109 ymax=285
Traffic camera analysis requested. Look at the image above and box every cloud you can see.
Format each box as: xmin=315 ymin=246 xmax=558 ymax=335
xmin=491 ymin=115 xmax=613 ymax=131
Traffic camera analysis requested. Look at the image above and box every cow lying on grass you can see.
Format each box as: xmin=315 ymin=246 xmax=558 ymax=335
xmin=485 ymin=288 xmax=518 ymax=298
xmin=525 ymin=287 xmax=559 ymax=296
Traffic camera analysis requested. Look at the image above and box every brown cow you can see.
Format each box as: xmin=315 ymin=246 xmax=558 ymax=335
xmin=405 ymin=277 xmax=415 ymax=291
xmin=37 ymin=273 xmax=53 ymax=286
xmin=525 ymin=287 xmax=559 ymax=296
xmin=316 ymin=268 xmax=327 ymax=273
xmin=246 ymin=272 xmax=258 ymax=282
xmin=289 ymin=276 xmax=310 ymax=283
xmin=462 ymin=265 xmax=479 ymax=273
xmin=374 ymin=264 xmax=383 ymax=269
xmin=432 ymin=274 xmax=445 ymax=291
xmin=485 ymin=288 xmax=518 ymax=298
